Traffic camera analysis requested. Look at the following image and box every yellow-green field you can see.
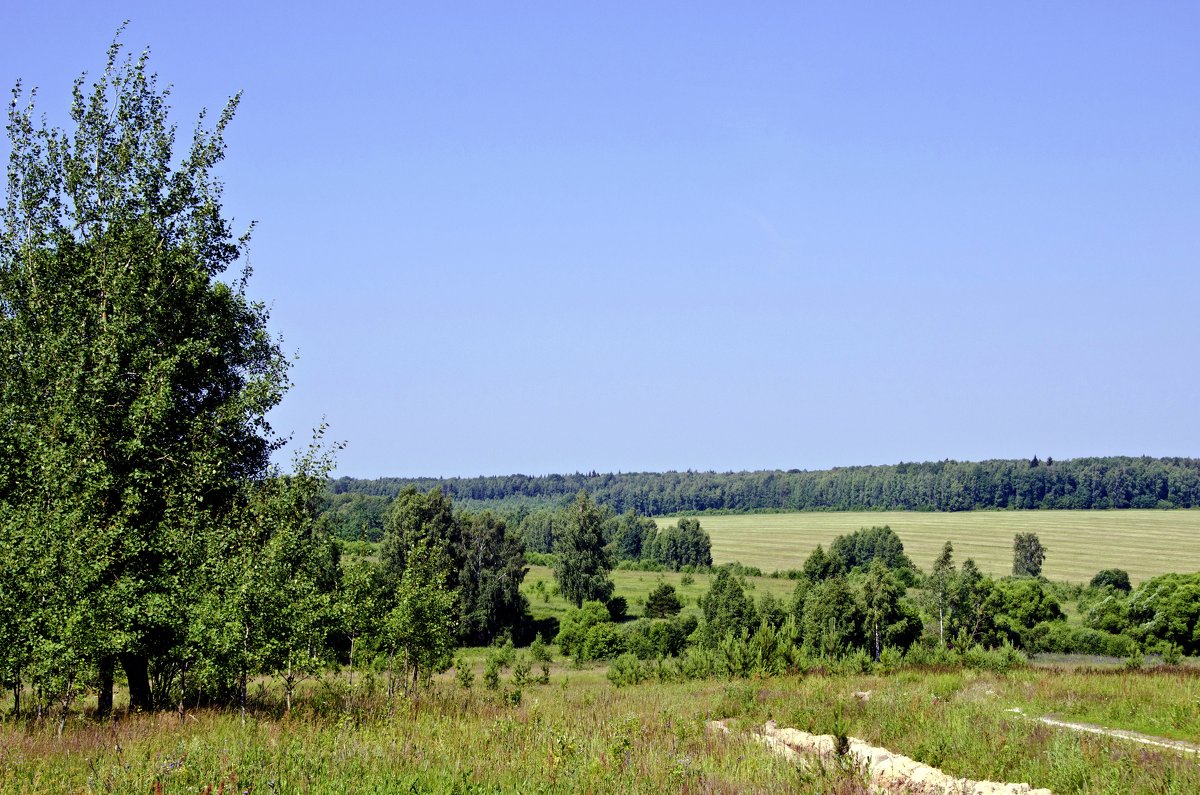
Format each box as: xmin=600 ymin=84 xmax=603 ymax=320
xmin=655 ymin=510 xmax=1200 ymax=584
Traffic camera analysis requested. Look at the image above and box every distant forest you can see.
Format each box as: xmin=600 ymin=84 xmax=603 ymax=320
xmin=323 ymin=456 xmax=1200 ymax=542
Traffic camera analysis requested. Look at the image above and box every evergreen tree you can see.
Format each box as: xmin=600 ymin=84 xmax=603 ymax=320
xmin=697 ymin=568 xmax=757 ymax=646
xmin=644 ymin=582 xmax=684 ymax=618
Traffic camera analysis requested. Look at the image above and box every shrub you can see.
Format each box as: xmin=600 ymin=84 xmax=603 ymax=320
xmin=607 ymin=653 xmax=649 ymax=687
xmin=961 ymin=641 xmax=1026 ymax=672
xmin=644 ymin=582 xmax=683 ymax=618
xmin=512 ymin=654 xmax=532 ymax=687
xmin=555 ymin=601 xmax=612 ymax=659
xmin=606 ymin=595 xmax=628 ymax=622
xmin=454 ymin=656 xmax=474 ymax=689
xmin=1090 ymin=569 xmax=1132 ymax=593
xmin=583 ymin=623 xmax=626 ymax=661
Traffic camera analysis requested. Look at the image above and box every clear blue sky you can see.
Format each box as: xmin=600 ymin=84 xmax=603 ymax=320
xmin=4 ymin=3 xmax=1197 ymax=477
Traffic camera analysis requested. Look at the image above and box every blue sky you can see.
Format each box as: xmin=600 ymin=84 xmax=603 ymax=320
xmin=3 ymin=3 xmax=1197 ymax=477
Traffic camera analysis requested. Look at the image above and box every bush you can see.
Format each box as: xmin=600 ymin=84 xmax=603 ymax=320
xmin=963 ymin=641 xmax=1026 ymax=672
xmin=1161 ymin=643 xmax=1184 ymax=666
xmin=903 ymin=643 xmax=961 ymax=667
xmin=606 ymin=595 xmax=628 ymax=622
xmin=1090 ymin=568 xmax=1132 ymax=593
xmin=454 ymin=655 xmax=474 ymax=689
xmin=607 ymin=653 xmax=649 ymax=687
xmin=583 ymin=622 xmax=626 ymax=660
xmin=644 ymin=582 xmax=683 ymax=618
xmin=1027 ymin=621 xmax=1136 ymax=657
xmin=555 ymin=601 xmax=612 ymax=659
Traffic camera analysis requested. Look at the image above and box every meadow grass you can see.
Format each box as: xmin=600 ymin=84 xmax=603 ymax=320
xmin=655 ymin=509 xmax=1200 ymax=584
xmin=521 ymin=565 xmax=797 ymax=625
xmin=5 ymin=665 xmax=1200 ymax=794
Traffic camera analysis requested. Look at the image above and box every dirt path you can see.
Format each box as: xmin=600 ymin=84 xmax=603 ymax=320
xmin=708 ymin=719 xmax=1052 ymax=795
xmin=1006 ymin=708 xmax=1200 ymax=756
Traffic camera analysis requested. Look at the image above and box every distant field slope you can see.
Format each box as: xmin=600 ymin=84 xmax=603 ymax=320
xmin=655 ymin=510 xmax=1200 ymax=584
xmin=331 ymin=456 xmax=1200 ymax=515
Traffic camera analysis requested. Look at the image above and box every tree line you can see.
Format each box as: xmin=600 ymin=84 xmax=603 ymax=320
xmin=559 ymin=525 xmax=1199 ymax=688
xmin=325 ymin=455 xmax=1200 ymax=539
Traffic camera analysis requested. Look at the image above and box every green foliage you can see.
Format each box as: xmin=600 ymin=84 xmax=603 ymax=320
xmin=511 ymin=653 xmax=532 ymax=688
xmin=861 ymin=560 xmax=909 ymax=661
xmin=623 ymin=617 xmax=692 ymax=660
xmin=554 ymin=601 xmax=612 ymax=659
xmin=582 ymin=623 xmax=626 ymax=661
xmin=326 ymin=455 xmax=1200 ymax=514
xmin=801 ymin=576 xmax=862 ymax=657
xmin=606 ymin=596 xmax=628 ymax=622
xmin=946 ymin=558 xmax=996 ymax=649
xmin=609 ymin=510 xmax=657 ymax=561
xmin=518 ymin=509 xmax=563 ymax=555
xmin=1090 ymin=568 xmax=1132 ymax=593
xmin=989 ymin=578 xmax=1064 ymax=647
xmin=454 ymin=655 xmax=474 ymax=689
xmin=829 ymin=525 xmax=915 ymax=575
xmin=644 ymin=582 xmax=683 ymax=618
xmin=384 ymin=540 xmax=457 ymax=694
xmin=606 ymin=653 xmax=649 ymax=687
xmin=319 ymin=493 xmax=390 ymax=541
xmin=380 ymin=487 xmax=456 ymax=590
xmin=1026 ymin=622 xmax=1136 ymax=657
xmin=455 ymin=511 xmax=529 ymax=645
xmin=1012 ymin=532 xmax=1046 ymax=578
xmin=697 ymin=569 xmax=757 ymax=647
xmin=926 ymin=541 xmax=956 ymax=644
xmin=801 ymin=545 xmax=845 ymax=583
xmin=1124 ymin=572 xmax=1200 ymax=655
xmin=552 ymin=492 xmax=615 ymax=607
xmin=643 ymin=517 xmax=713 ymax=570
xmin=0 ymin=34 xmax=297 ymax=714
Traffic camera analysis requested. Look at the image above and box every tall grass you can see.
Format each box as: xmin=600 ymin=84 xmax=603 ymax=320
xmin=4 ymin=664 xmax=1199 ymax=793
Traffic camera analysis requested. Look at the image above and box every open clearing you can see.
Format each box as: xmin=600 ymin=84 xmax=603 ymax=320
xmin=655 ymin=509 xmax=1200 ymax=583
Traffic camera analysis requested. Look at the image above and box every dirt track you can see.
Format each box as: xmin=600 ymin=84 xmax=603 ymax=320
xmin=708 ymin=719 xmax=1053 ymax=795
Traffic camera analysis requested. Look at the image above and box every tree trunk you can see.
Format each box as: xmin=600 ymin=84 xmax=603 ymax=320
xmin=177 ymin=661 xmax=187 ymax=724
xmin=241 ymin=625 xmax=250 ymax=723
xmin=12 ymin=664 xmax=20 ymax=717
xmin=348 ymin=636 xmax=356 ymax=688
xmin=57 ymin=672 xmax=75 ymax=738
xmin=285 ymin=657 xmax=293 ymax=713
xmin=121 ymin=654 xmax=152 ymax=712
xmin=97 ymin=657 xmax=114 ymax=717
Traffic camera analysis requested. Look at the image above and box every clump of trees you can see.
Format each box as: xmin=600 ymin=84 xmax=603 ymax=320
xmin=0 ymin=39 xmax=533 ymax=721
xmin=522 ymin=495 xmax=714 ymax=583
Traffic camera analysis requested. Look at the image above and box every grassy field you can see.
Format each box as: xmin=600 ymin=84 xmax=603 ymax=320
xmin=5 ymin=664 xmax=1200 ymax=793
xmin=654 ymin=510 xmax=1200 ymax=584
xmin=522 ymin=565 xmax=798 ymax=625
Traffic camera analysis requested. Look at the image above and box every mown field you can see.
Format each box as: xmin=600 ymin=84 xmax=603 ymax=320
xmin=654 ymin=510 xmax=1200 ymax=584
xmin=5 ymin=664 xmax=1200 ymax=793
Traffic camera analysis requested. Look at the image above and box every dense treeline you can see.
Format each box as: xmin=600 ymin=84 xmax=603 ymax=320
xmin=326 ymin=457 xmax=1200 ymax=537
